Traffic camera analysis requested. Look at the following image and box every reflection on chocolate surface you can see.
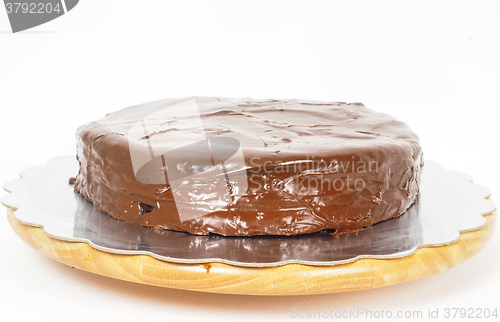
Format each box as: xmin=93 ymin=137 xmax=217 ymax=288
xmin=73 ymin=97 xmax=423 ymax=236
xmin=72 ymin=191 xmax=423 ymax=264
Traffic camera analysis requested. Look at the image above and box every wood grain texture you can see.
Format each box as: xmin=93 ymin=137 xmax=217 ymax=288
xmin=6 ymin=207 xmax=496 ymax=295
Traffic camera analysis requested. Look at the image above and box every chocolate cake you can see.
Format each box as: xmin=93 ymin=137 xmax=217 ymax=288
xmin=72 ymin=97 xmax=423 ymax=236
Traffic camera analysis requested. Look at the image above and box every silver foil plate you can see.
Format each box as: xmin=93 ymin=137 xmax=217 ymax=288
xmin=2 ymin=156 xmax=496 ymax=267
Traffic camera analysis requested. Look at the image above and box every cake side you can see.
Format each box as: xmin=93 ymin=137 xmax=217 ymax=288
xmin=73 ymin=97 xmax=423 ymax=236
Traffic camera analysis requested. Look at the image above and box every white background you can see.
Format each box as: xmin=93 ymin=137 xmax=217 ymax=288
xmin=1 ymin=1 xmax=499 ymax=321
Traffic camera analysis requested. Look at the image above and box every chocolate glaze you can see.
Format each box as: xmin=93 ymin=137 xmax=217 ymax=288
xmin=73 ymin=97 xmax=423 ymax=236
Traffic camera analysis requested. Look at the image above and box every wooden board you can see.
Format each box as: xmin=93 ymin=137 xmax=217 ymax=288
xmin=6 ymin=207 xmax=496 ymax=295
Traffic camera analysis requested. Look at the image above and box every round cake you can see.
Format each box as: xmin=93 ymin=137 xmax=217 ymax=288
xmin=72 ymin=97 xmax=423 ymax=236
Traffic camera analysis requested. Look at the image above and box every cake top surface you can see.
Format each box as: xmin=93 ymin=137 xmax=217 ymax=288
xmin=83 ymin=97 xmax=420 ymax=166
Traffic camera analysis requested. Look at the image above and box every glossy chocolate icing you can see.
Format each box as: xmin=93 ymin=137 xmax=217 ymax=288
xmin=73 ymin=97 xmax=423 ymax=236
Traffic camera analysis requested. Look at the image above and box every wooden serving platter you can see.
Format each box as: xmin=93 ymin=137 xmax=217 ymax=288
xmin=7 ymin=207 xmax=496 ymax=295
